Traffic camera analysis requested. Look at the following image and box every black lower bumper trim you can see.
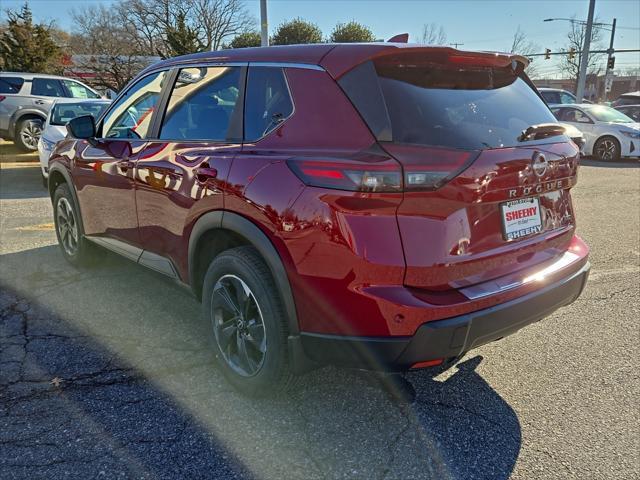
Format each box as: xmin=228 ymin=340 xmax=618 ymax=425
xmin=300 ymin=262 xmax=590 ymax=370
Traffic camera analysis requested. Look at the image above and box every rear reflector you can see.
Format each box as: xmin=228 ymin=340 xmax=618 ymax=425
xmin=410 ymin=359 xmax=444 ymax=369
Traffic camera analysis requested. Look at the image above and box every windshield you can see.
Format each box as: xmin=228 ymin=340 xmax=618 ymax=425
xmin=585 ymin=105 xmax=635 ymax=123
xmin=50 ymin=102 xmax=109 ymax=126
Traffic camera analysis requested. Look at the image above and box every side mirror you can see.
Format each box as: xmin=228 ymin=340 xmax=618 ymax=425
xmin=66 ymin=115 xmax=96 ymax=139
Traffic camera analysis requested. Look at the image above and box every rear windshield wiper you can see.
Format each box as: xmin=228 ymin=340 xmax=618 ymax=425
xmin=518 ymin=123 xmax=566 ymax=142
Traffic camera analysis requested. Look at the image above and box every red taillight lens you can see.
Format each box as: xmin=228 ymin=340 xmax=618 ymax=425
xmin=382 ymin=144 xmax=480 ymax=191
xmin=287 ymin=158 xmax=402 ymax=192
xmin=0 ymin=95 xmax=5 ymax=102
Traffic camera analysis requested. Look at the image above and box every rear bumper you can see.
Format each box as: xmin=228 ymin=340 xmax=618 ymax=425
xmin=300 ymin=261 xmax=590 ymax=370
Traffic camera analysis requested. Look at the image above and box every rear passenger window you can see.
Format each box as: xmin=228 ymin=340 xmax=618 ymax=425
xmin=0 ymin=77 xmax=24 ymax=94
xmin=160 ymin=67 xmax=242 ymax=141
xmin=244 ymin=67 xmax=293 ymax=141
xmin=32 ymin=78 xmax=65 ymax=97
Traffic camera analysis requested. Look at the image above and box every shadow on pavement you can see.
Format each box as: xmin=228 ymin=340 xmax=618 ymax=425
xmin=1 ymin=245 xmax=522 ymax=479
xmin=0 ymin=165 xmax=48 ymax=200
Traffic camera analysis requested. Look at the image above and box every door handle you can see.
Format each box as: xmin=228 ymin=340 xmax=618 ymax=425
xmin=34 ymin=100 xmax=45 ymax=105
xmin=194 ymin=167 xmax=218 ymax=183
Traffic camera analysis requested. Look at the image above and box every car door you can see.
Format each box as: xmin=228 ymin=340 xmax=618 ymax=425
xmin=30 ymin=77 xmax=66 ymax=115
xmin=134 ymin=65 xmax=245 ymax=277
xmin=71 ymin=70 xmax=169 ymax=251
xmin=564 ymin=107 xmax=597 ymax=150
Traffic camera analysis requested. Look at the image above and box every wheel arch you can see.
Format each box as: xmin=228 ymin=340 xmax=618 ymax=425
xmin=188 ymin=211 xmax=300 ymax=336
xmin=9 ymin=109 xmax=46 ymax=137
xmin=47 ymin=165 xmax=84 ymax=233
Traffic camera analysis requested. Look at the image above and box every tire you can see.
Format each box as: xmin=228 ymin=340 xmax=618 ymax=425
xmin=14 ymin=118 xmax=43 ymax=152
xmin=593 ymin=136 xmax=621 ymax=162
xmin=53 ymin=183 xmax=95 ymax=267
xmin=202 ymin=246 xmax=293 ymax=396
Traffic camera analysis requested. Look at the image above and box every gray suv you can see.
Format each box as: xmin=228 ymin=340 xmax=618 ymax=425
xmin=0 ymin=72 xmax=101 ymax=151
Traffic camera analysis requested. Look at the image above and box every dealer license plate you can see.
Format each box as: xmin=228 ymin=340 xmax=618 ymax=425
xmin=501 ymin=197 xmax=543 ymax=240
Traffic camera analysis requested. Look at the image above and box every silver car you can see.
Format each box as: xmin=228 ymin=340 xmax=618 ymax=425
xmin=0 ymin=72 xmax=101 ymax=151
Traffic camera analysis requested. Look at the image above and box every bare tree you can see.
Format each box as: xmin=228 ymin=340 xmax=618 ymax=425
xmin=559 ymin=17 xmax=605 ymax=91
xmin=193 ymin=0 xmax=255 ymax=51
xmin=71 ymin=5 xmax=154 ymax=91
xmin=420 ymin=23 xmax=447 ymax=45
xmin=509 ymin=26 xmax=540 ymax=77
xmin=118 ymin=0 xmax=254 ymax=56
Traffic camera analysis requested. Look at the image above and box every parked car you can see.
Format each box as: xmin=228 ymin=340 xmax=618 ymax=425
xmin=38 ymin=99 xmax=111 ymax=184
xmin=612 ymin=91 xmax=640 ymax=107
xmin=47 ymin=44 xmax=590 ymax=395
xmin=0 ymin=72 xmax=101 ymax=151
xmin=538 ymin=87 xmax=579 ymax=106
xmin=614 ymin=104 xmax=640 ymax=122
xmin=551 ymin=104 xmax=639 ymax=161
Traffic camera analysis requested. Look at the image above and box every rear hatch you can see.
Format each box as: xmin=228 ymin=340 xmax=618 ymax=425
xmin=339 ymin=49 xmax=580 ymax=290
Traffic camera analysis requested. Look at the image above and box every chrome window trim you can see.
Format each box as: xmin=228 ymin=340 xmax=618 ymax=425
xmin=248 ymin=62 xmax=325 ymax=71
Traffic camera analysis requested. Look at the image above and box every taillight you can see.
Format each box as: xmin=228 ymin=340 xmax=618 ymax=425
xmin=287 ymin=158 xmax=402 ymax=192
xmin=0 ymin=96 xmax=5 ymax=102
xmin=382 ymin=144 xmax=480 ymax=191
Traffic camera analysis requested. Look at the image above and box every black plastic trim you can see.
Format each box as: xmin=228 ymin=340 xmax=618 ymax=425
xmin=47 ymin=164 xmax=85 ymax=234
xmin=300 ymin=261 xmax=590 ymax=371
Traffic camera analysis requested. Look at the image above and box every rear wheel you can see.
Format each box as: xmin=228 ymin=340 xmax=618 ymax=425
xmin=202 ymin=246 xmax=293 ymax=396
xmin=15 ymin=118 xmax=43 ymax=152
xmin=53 ymin=184 xmax=95 ymax=266
xmin=593 ymin=136 xmax=621 ymax=162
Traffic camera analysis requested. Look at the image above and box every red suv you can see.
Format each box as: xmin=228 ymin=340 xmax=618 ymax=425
xmin=48 ymin=44 xmax=590 ymax=395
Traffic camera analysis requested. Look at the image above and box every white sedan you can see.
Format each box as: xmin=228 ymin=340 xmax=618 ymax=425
xmin=38 ymin=98 xmax=111 ymax=184
xmin=551 ymin=104 xmax=639 ymax=161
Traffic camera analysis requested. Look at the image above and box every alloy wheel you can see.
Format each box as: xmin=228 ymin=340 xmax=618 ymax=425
xmin=596 ymin=139 xmax=617 ymax=161
xmin=211 ymin=274 xmax=267 ymax=377
xmin=56 ymin=197 xmax=79 ymax=256
xmin=20 ymin=121 xmax=42 ymax=150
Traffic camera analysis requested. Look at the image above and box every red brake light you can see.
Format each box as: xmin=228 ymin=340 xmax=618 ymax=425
xmin=287 ymin=158 xmax=402 ymax=192
xmin=0 ymin=96 xmax=5 ymax=102
xmin=381 ymin=144 xmax=480 ymax=191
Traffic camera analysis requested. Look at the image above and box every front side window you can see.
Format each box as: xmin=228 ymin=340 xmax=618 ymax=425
xmin=62 ymin=80 xmax=100 ymax=99
xmin=32 ymin=78 xmax=65 ymax=97
xmin=101 ymin=71 xmax=167 ymax=139
xmin=160 ymin=66 xmax=243 ymax=141
xmin=244 ymin=67 xmax=293 ymax=141
xmin=562 ymin=108 xmax=592 ymax=124
xmin=560 ymin=91 xmax=576 ymax=104
xmin=0 ymin=77 xmax=24 ymax=94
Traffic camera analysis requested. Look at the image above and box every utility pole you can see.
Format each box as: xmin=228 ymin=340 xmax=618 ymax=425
xmin=604 ymin=18 xmax=617 ymax=101
xmin=576 ymin=0 xmax=596 ymax=102
xmin=260 ymin=0 xmax=269 ymax=47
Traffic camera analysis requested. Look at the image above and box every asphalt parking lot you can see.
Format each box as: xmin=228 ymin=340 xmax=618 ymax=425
xmin=1 ymin=156 xmax=639 ymax=479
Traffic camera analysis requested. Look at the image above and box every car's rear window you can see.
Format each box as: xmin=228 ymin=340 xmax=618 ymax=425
xmin=340 ymin=57 xmax=558 ymax=150
xmin=50 ymin=102 xmax=109 ymax=126
xmin=0 ymin=77 xmax=24 ymax=94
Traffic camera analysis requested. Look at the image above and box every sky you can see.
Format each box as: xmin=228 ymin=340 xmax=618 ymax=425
xmin=3 ymin=0 xmax=639 ymax=78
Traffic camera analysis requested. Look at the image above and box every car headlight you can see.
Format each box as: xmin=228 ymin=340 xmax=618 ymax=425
xmin=620 ymin=130 xmax=640 ymax=139
xmin=40 ymin=137 xmax=56 ymax=151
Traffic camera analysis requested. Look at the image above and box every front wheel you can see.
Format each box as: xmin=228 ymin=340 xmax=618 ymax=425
xmin=15 ymin=118 xmax=43 ymax=152
xmin=593 ymin=136 xmax=621 ymax=162
xmin=202 ymin=246 xmax=293 ymax=396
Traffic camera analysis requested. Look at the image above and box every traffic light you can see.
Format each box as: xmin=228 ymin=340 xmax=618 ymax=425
xmin=568 ymin=48 xmax=576 ymax=60
xmin=544 ymin=48 xmax=551 ymax=60
xmin=607 ymin=56 xmax=616 ymax=70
